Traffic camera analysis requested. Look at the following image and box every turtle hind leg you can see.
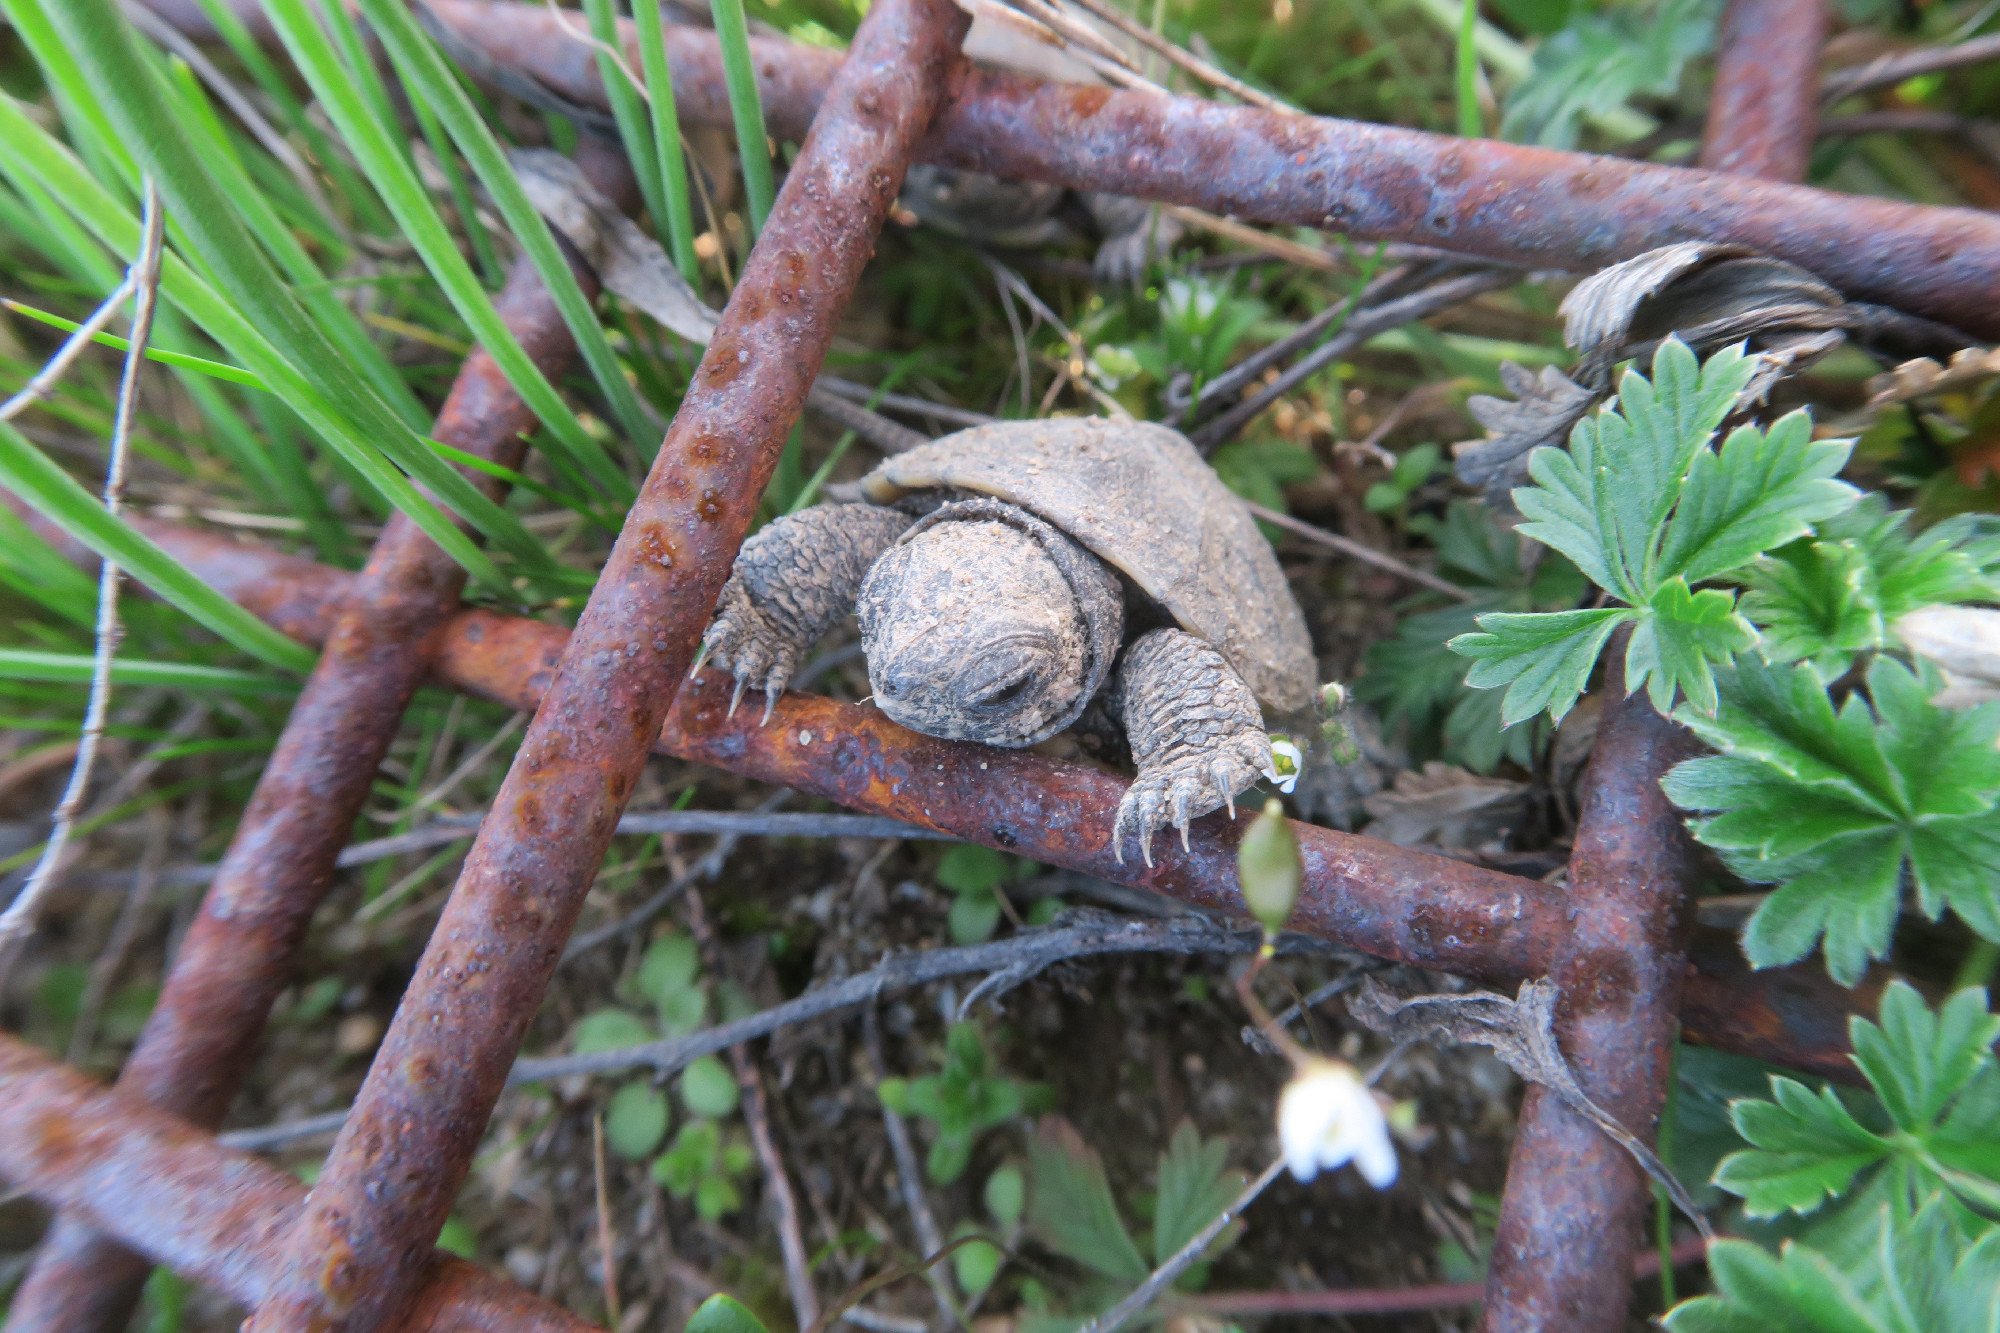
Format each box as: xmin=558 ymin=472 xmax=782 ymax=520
xmin=699 ymin=503 xmax=913 ymax=721
xmin=1111 ymin=627 xmax=1274 ymax=866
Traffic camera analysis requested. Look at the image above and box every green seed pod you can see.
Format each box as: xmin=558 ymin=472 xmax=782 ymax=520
xmin=1238 ymin=798 xmax=1301 ymax=937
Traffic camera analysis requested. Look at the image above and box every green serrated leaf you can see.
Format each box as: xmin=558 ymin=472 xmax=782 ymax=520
xmin=1716 ymin=1078 xmax=1887 ymax=1217
xmin=1712 ymin=982 xmax=2000 ymax=1227
xmin=1655 ymin=410 xmax=1858 ymax=588
xmin=1500 ymin=0 xmax=1720 ymax=149
xmin=1449 ymin=606 xmax=1630 ymax=725
xmin=1741 ymin=496 xmax=1996 ymax=675
xmin=1027 ymin=1121 xmax=1149 ymax=1283
xmin=1665 ymin=1196 xmax=2000 ymax=1333
xmin=1151 ymin=1122 xmax=1246 ymax=1267
xmin=1628 ymin=577 xmax=1757 ymax=714
xmin=1669 ymin=658 xmax=2000 ymax=984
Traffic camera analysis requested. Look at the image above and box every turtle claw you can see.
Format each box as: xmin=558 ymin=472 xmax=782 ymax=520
xmin=689 ymin=641 xmax=711 ymax=681
xmin=728 ymin=676 xmax=750 ymax=719
xmin=1114 ymin=733 xmax=1269 ymax=866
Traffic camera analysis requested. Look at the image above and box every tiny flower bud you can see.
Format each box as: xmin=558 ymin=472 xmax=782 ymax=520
xmin=1319 ymin=718 xmax=1361 ymax=767
xmin=1267 ymin=735 xmax=1303 ymax=794
xmin=1317 ymin=680 xmax=1349 ymax=716
xmin=1238 ymin=798 xmax=1300 ymax=937
xmin=1277 ymin=1056 xmax=1398 ymax=1188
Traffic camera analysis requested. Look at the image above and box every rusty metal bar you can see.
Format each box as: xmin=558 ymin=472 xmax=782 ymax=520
xmin=0 ymin=1031 xmax=603 ymax=1333
xmin=43 ymin=511 xmax=1871 ymax=1077
xmin=1478 ymin=659 xmax=1704 ymax=1332
xmin=1701 ymin=0 xmax=1828 ymax=180
xmin=236 ymin=5 xmax=967 ymax=1328
xmin=2 ymin=143 xmax=634 ymax=1333
xmin=139 ymin=0 xmax=2000 ymax=337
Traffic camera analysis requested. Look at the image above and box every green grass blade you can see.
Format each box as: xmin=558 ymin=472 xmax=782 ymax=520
xmin=631 ymin=0 xmax=702 ymax=284
xmin=711 ymin=0 xmax=776 ymax=237
xmin=1455 ymin=0 xmax=1482 ymax=139
xmin=0 ymin=421 xmax=315 ymax=671
xmin=147 ymin=39 xmax=431 ymax=427
xmin=263 ymin=0 xmax=638 ymax=498
xmin=0 ymin=648 xmax=297 ymax=696
xmin=410 ymin=88 xmax=504 ymax=287
xmin=184 ymin=0 xmax=391 ymax=233
xmin=0 ymin=90 xmax=530 ymax=589
xmin=582 ymin=0 xmax=669 ymax=236
xmin=3 ymin=299 xmax=266 ymax=388
xmin=356 ymin=0 xmax=659 ymax=458
xmin=425 ymin=437 xmax=620 ymax=531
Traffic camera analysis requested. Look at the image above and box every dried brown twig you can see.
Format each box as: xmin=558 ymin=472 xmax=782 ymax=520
xmin=0 ymin=180 xmax=166 ymax=984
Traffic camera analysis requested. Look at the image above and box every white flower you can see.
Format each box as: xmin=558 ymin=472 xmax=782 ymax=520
xmin=1277 ymin=1057 xmax=1398 ymax=1188
xmin=1267 ymin=736 xmax=1302 ymax=794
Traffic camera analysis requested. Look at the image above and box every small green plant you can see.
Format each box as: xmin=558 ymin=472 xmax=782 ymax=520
xmin=877 ymin=1020 xmax=1051 ymax=1185
xmin=949 ymin=1163 xmax=1026 ymax=1297
xmin=1212 ymin=435 xmax=1324 ymax=524
xmin=1710 ymin=982 xmax=2000 ymax=1222
xmin=1734 ymin=496 xmax=2000 ymax=675
xmin=653 ymin=1117 xmax=757 ymax=1221
xmin=683 ymin=1293 xmax=772 ymax=1333
xmin=1359 ymin=500 xmax=1585 ymax=771
xmin=934 ymin=844 xmax=1037 ymax=944
xmin=570 ymin=935 xmax=754 ymax=1215
xmin=1363 ymin=442 xmax=1444 ymax=520
xmin=1661 ymin=658 xmax=2000 ymax=986
xmin=1662 ymin=985 xmax=2000 ymax=1329
xmin=1451 ymin=339 xmax=1859 ymax=726
xmin=1499 ymin=0 xmax=1719 ymax=150
xmin=1142 ymin=274 xmax=1266 ymax=393
xmin=1666 ymin=1194 xmax=2000 ymax=1333
xmin=1019 ymin=1119 xmax=1246 ymax=1329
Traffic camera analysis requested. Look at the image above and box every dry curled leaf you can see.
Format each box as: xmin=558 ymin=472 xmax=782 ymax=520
xmin=1453 ymin=241 xmax=1939 ymax=505
xmin=1359 ymin=761 xmax=1529 ymax=850
xmin=1349 ymin=976 xmax=1713 ymax=1239
xmin=508 ymin=148 xmax=719 ymax=347
xmin=1453 ymin=363 xmax=1598 ymax=507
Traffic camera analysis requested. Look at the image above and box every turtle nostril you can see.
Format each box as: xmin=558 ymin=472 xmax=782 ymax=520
xmin=985 ymin=676 xmax=1031 ymax=707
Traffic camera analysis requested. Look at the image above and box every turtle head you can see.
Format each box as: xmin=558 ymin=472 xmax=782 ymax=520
xmin=856 ymin=500 xmax=1121 ymax=748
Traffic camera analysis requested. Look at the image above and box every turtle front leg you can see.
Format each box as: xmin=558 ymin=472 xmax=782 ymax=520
xmin=1111 ymin=627 xmax=1277 ymax=866
xmin=699 ymin=503 xmax=913 ymax=721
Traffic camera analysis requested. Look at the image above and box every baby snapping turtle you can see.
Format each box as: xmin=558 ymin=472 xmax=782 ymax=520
xmin=696 ymin=419 xmax=1317 ymax=862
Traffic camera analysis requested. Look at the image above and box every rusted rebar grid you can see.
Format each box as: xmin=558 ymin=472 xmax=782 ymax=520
xmin=20 ymin=508 xmax=1869 ymax=1082
xmin=0 ymin=1030 xmax=603 ymax=1333
xmin=234 ymin=4 xmax=967 ymax=1328
xmin=3 ymin=144 xmax=636 ymax=1333
xmin=1700 ymin=0 xmax=1828 ymax=180
xmin=1477 ymin=29 xmax=1825 ymax=1319
xmin=143 ymin=0 xmax=2000 ymax=335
